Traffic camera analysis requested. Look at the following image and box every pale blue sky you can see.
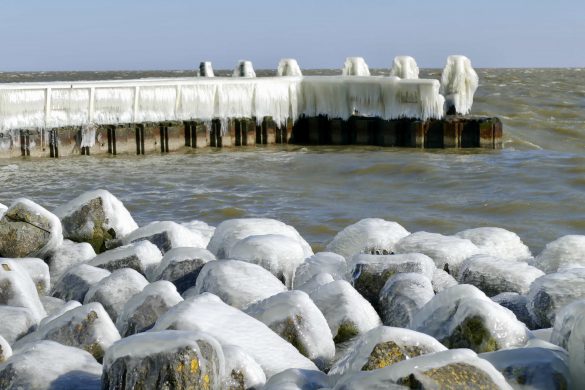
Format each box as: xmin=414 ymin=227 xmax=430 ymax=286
xmin=1 ymin=0 xmax=583 ymax=71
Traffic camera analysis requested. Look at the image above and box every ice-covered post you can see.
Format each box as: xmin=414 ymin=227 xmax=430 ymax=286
xmin=389 ymin=56 xmax=419 ymax=79
xmin=440 ymin=55 xmax=479 ymax=115
xmin=277 ymin=58 xmax=302 ymax=76
xmin=233 ymin=60 xmax=256 ymax=77
xmin=342 ymin=57 xmax=370 ymax=76
xmin=199 ymin=61 xmax=214 ymax=77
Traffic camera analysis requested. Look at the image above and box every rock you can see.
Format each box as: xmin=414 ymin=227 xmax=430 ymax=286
xmin=39 ymin=300 xmax=81 ymax=327
xmin=180 ymin=220 xmax=216 ymax=248
xmin=51 ymin=264 xmax=110 ymax=302
xmin=87 ymin=240 xmax=162 ymax=277
xmin=11 ymin=257 xmax=50 ymax=295
xmin=0 ymin=336 xmax=11 ymax=363
xmin=153 ymin=293 xmax=318 ymax=379
xmin=0 ymin=306 xmax=37 ymax=345
xmin=492 ymin=292 xmax=536 ymax=329
xmin=296 ymin=272 xmax=335 ymax=294
xmin=378 ymin=273 xmax=434 ymax=328
xmin=188 ymin=260 xmax=286 ymax=309
xmin=263 ymin=368 xmax=331 ymax=390
xmin=13 ymin=302 xmax=120 ymax=362
xmin=293 ymin=252 xmax=347 ymax=290
xmin=410 ymin=284 xmax=529 ymax=353
xmin=207 ymin=218 xmax=312 ymax=259
xmin=532 ymin=235 xmax=585 ymax=273
xmin=349 ymin=253 xmax=435 ymax=311
xmin=550 ymin=299 xmax=585 ymax=349
xmin=333 ymin=348 xmax=511 ymax=389
xmin=568 ymin=308 xmax=585 ymax=389
xmin=45 ymin=239 xmax=96 ymax=281
xmin=53 ymin=189 xmax=138 ymax=253
xmin=455 ymin=227 xmax=532 ymax=261
xmin=532 ymin=328 xmax=554 ymax=343
xmin=309 ymin=280 xmax=381 ymax=343
xmin=430 ymin=268 xmax=458 ymax=293
xmin=40 ymin=295 xmax=67 ymax=317
xmin=325 ymin=218 xmax=410 ymax=260
xmin=458 ymin=254 xmax=544 ymax=296
xmin=228 ymin=234 xmax=307 ymax=287
xmin=394 ymin=232 xmax=479 ymax=277
xmin=329 ymin=326 xmax=446 ymax=379
xmin=480 ymin=346 xmax=570 ymax=390
xmin=0 ymin=340 xmax=102 ymax=390
xmin=122 ymin=221 xmax=207 ymax=254
xmin=0 ymin=259 xmax=46 ymax=322
xmin=0 ymin=198 xmax=62 ymax=258
xmin=0 ymin=203 xmax=6 ymax=219
xmin=102 ymin=330 xmax=224 ymax=390
xmin=222 ymin=345 xmax=266 ymax=390
xmin=527 ymin=268 xmax=585 ymax=328
xmin=150 ymin=247 xmax=215 ymax=293
xmin=116 ymin=281 xmax=183 ymax=337
xmin=83 ymin=268 xmax=149 ymax=322
xmin=245 ymin=290 xmax=335 ymax=369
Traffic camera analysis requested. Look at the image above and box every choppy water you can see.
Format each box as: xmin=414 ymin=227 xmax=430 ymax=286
xmin=0 ymin=69 xmax=583 ymax=254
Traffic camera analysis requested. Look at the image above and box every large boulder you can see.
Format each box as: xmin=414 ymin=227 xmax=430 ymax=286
xmin=532 ymin=235 xmax=585 ymax=273
xmin=550 ymin=299 xmax=585 ymax=349
xmin=51 ymin=264 xmax=110 ymax=302
xmin=378 ymin=273 xmax=434 ymax=328
xmin=180 ymin=220 xmax=215 ymax=248
xmin=292 ymin=252 xmax=347 ymax=290
xmin=122 ymin=221 xmax=208 ymax=254
xmin=53 ymin=189 xmax=138 ymax=253
xmin=296 ymin=272 xmax=335 ymax=294
xmin=492 ymin=292 xmax=536 ymax=329
xmin=11 ymin=257 xmax=50 ymax=296
xmin=0 ymin=259 xmax=46 ymax=322
xmin=0 ymin=198 xmax=62 ymax=258
xmin=150 ymin=247 xmax=215 ymax=292
xmin=87 ymin=240 xmax=162 ymax=277
xmin=222 ymin=345 xmax=266 ymax=390
xmin=102 ymin=330 xmax=224 ymax=390
xmin=0 ymin=306 xmax=37 ymax=345
xmin=430 ymin=268 xmax=458 ymax=293
xmin=45 ymin=239 xmax=96 ymax=281
xmin=455 ymin=227 xmax=532 ymax=261
xmin=39 ymin=300 xmax=81 ymax=328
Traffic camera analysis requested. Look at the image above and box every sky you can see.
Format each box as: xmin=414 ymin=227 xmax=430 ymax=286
xmin=1 ymin=0 xmax=584 ymax=71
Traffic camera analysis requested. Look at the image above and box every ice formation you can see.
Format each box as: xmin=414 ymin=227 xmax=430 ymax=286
xmin=430 ymin=268 xmax=458 ymax=293
xmin=568 ymin=307 xmax=585 ymax=389
xmin=263 ymin=368 xmax=331 ymax=390
xmin=532 ymin=235 xmax=585 ymax=273
xmin=0 ymin=203 xmax=7 ymax=218
xmin=88 ymin=240 xmax=162 ymax=277
xmin=149 ymin=247 xmax=216 ymax=290
xmin=550 ymin=299 xmax=585 ymax=349
xmin=122 ymin=220 xmax=207 ymax=253
xmin=277 ymin=58 xmax=303 ymax=77
xmin=0 ymin=259 xmax=47 ymax=322
xmin=296 ymin=272 xmax=335 ymax=294
xmin=51 ymin=263 xmax=110 ymax=302
xmin=13 ymin=257 xmax=50 ymax=295
xmin=180 ymin=220 xmax=215 ymax=247
xmin=221 ymin=345 xmax=266 ymax=389
xmin=378 ymin=273 xmax=435 ymax=328
xmin=233 ymin=60 xmax=256 ymax=78
xmin=390 ymin=56 xmax=419 ymax=79
xmin=199 ymin=61 xmax=215 ymax=77
xmin=293 ymin=252 xmax=347 ymax=289
xmin=0 ymin=335 xmax=11 ymax=362
xmin=440 ymin=55 xmax=479 ymax=115
xmin=39 ymin=299 xmax=81 ymax=328
xmin=455 ymin=227 xmax=532 ymax=262
xmin=45 ymin=239 xmax=96 ymax=281
xmin=0 ymin=306 xmax=37 ymax=345
xmin=342 ymin=57 xmax=371 ymax=76
xmin=491 ymin=292 xmax=535 ymax=329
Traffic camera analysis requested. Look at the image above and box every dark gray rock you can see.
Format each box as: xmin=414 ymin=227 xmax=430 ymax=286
xmin=151 ymin=247 xmax=216 ymax=292
xmin=492 ymin=292 xmax=536 ymax=329
xmin=51 ymin=264 xmax=110 ymax=302
xmin=87 ymin=241 xmax=162 ymax=278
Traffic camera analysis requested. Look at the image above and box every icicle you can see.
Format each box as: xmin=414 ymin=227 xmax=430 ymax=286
xmin=80 ymin=123 xmax=97 ymax=148
xmin=390 ymin=56 xmax=419 ymax=79
xmin=233 ymin=60 xmax=256 ymax=78
xmin=440 ymin=55 xmax=479 ymax=115
xmin=277 ymin=59 xmax=302 ymax=77
xmin=199 ymin=61 xmax=215 ymax=77
xmin=342 ymin=57 xmax=370 ymax=76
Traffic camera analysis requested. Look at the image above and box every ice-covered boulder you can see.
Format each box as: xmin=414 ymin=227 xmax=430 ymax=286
xmin=180 ymin=219 xmax=215 ymax=247
xmin=550 ymin=299 xmax=585 ymax=349
xmin=326 ymin=219 xmax=409 ymax=261
xmin=150 ymin=247 xmax=215 ymax=292
xmin=492 ymin=292 xmax=536 ymax=329
xmin=394 ymin=232 xmax=479 ymax=277
xmin=527 ymin=268 xmax=585 ymax=328
xmin=83 ymin=268 xmax=149 ymax=322
xmin=411 ymin=284 xmax=529 ymax=353
xmin=245 ymin=290 xmax=335 ymax=369
xmin=0 ymin=306 xmax=37 ymax=345
xmin=296 ymin=272 xmax=335 ymax=295
xmin=45 ymin=239 xmax=96 ymax=281
xmin=0 ymin=198 xmax=62 ymax=258
xmin=349 ymin=253 xmax=435 ymax=310
xmin=222 ymin=345 xmax=266 ymax=389
xmin=431 ymin=267 xmax=458 ymax=293
xmin=40 ymin=296 xmax=67 ymax=315
xmin=53 ymin=189 xmax=137 ymax=253
xmin=0 ymin=203 xmax=6 ymax=219
xmin=122 ymin=221 xmax=207 ymax=254
xmin=277 ymin=58 xmax=303 ymax=77
xmin=228 ymin=234 xmax=307 ymax=287
xmin=378 ymin=273 xmax=434 ymax=327
xmin=39 ymin=299 xmax=81 ymax=327
xmin=0 ymin=259 xmax=46 ymax=322
xmin=102 ymin=330 xmax=224 ymax=390
xmin=189 ymin=260 xmax=286 ymax=309
xmin=481 ymin=346 xmax=570 ymax=390
xmin=389 ymin=56 xmax=419 ymax=79
xmin=440 ymin=55 xmax=479 ymax=115
xmin=9 ymin=257 xmax=50 ymax=295
xmin=116 ymin=280 xmax=183 ymax=337
xmin=333 ymin=348 xmax=511 ymax=389
xmin=568 ymin=308 xmax=585 ymax=389
xmin=199 ymin=61 xmax=214 ymax=77
xmin=13 ymin=302 xmax=120 ymax=362
xmin=458 ymin=254 xmax=544 ymax=296
xmin=51 ymin=263 xmax=110 ymax=302
xmin=329 ymin=326 xmax=446 ymax=379
xmin=233 ymin=60 xmax=256 ymax=77
xmin=263 ymin=368 xmax=331 ymax=390
xmin=532 ymin=235 xmax=585 ymax=273
xmin=153 ymin=293 xmax=318 ymax=378
xmin=342 ymin=57 xmax=370 ymax=76
xmin=0 ymin=340 xmax=102 ymax=390
xmin=309 ymin=280 xmax=381 ymax=343
xmin=0 ymin=336 xmax=10 ymax=363
xmin=88 ymin=240 xmax=162 ymax=277
xmin=293 ymin=252 xmax=347 ymax=290
xmin=455 ymin=227 xmax=532 ymax=262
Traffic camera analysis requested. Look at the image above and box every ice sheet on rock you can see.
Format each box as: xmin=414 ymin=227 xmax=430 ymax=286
xmin=9 ymin=257 xmax=50 ymax=295
xmin=491 ymin=292 xmax=535 ymax=329
xmin=458 ymin=254 xmax=544 ymax=296
xmin=390 ymin=56 xmax=419 ymax=79
xmin=208 ymin=218 xmax=313 ymax=259
xmin=278 ymin=59 xmax=303 ymax=77
xmin=0 ymin=203 xmax=6 ymax=219
xmin=440 ymin=55 xmax=479 ymax=115
xmin=83 ymin=268 xmax=149 ymax=322
xmin=568 ymin=308 xmax=585 ymax=389
xmin=379 ymin=273 xmax=434 ymax=328
xmin=532 ymin=235 xmax=585 ymax=273
xmin=40 ymin=296 xmax=67 ymax=317
xmin=296 ymin=272 xmax=335 ymax=294
xmin=123 ymin=221 xmax=207 ymax=253
xmin=0 ymin=306 xmax=37 ymax=345
xmin=228 ymin=234 xmax=307 ymax=288
xmin=46 ymin=239 xmax=96 ymax=281
xmin=244 ymin=290 xmax=335 ymax=369
xmin=394 ymin=232 xmax=479 ymax=277
xmin=39 ymin=300 xmax=81 ymax=328
xmin=293 ymin=252 xmax=347 ymax=290
xmin=455 ymin=227 xmax=532 ymax=262
xmin=309 ymin=280 xmax=381 ymax=343
xmin=342 ymin=57 xmax=371 ymax=76
xmin=0 ymin=259 xmax=46 ymax=322
xmin=51 ymin=263 xmax=110 ymax=302
xmin=88 ymin=240 xmax=162 ymax=277
xmin=263 ymin=368 xmax=331 ymax=390
xmin=326 ymin=218 xmax=410 ymax=260
xmin=0 ymin=335 xmax=11 ymax=362
xmin=190 ymin=260 xmax=286 ymax=309
xmin=152 ymin=293 xmax=318 ymax=378
xmin=0 ymin=340 xmax=102 ymax=390
xmin=222 ymin=344 xmax=266 ymax=389
xmin=233 ymin=60 xmax=256 ymax=77
xmin=531 ymin=327 xmax=553 ymax=343
xmin=431 ymin=268 xmax=458 ymax=293
xmin=150 ymin=247 xmax=216 ymax=291
xmin=180 ymin=220 xmax=215 ymax=247
xmin=550 ymin=299 xmax=585 ymax=349
xmin=116 ymin=280 xmax=183 ymax=337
